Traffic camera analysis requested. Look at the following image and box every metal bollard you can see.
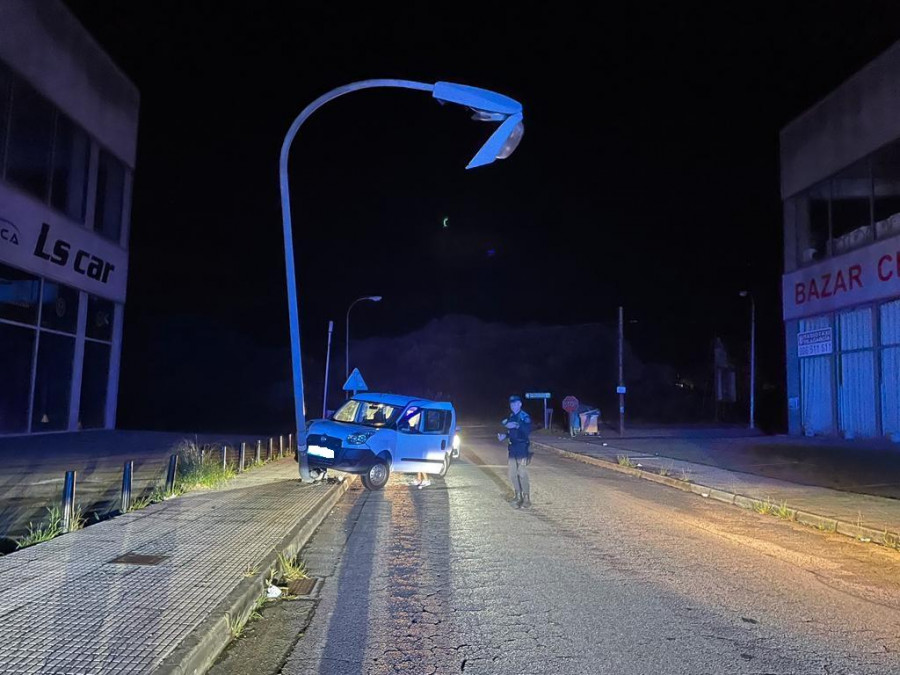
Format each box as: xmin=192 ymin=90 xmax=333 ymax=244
xmin=222 ymin=444 xmax=228 ymax=472
xmin=238 ymin=442 xmax=246 ymax=473
xmin=279 ymin=435 xmax=284 ymax=459
xmin=61 ymin=470 xmax=76 ymax=533
xmin=165 ymin=454 xmax=178 ymax=495
xmin=288 ymin=433 xmax=293 ymax=457
xmin=267 ymin=438 xmax=273 ymax=461
xmin=256 ymin=440 xmax=262 ymax=465
xmin=121 ymin=461 xmax=133 ymax=513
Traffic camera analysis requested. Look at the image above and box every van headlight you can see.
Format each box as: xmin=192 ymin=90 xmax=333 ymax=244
xmin=452 ymin=434 xmax=461 ymax=450
xmin=346 ymin=431 xmax=376 ymax=445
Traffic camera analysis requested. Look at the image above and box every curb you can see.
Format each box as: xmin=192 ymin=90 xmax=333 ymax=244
xmin=154 ymin=476 xmax=354 ymax=675
xmin=531 ymin=440 xmax=900 ymax=549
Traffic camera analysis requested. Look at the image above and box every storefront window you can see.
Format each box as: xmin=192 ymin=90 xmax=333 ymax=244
xmin=79 ymin=341 xmax=110 ymax=429
xmin=0 ymin=322 xmax=35 ymax=433
xmin=95 ymin=150 xmax=125 ymax=243
xmin=0 ymin=263 xmax=40 ymax=325
xmin=40 ymin=281 xmax=79 ymax=334
xmin=797 ymin=181 xmax=830 ymax=265
xmin=86 ymin=295 xmax=114 ymax=342
xmin=0 ymin=65 xmax=10 ymax=175
xmin=838 ymin=307 xmax=876 ymax=438
xmin=831 ymin=159 xmax=873 ymax=255
xmin=881 ymin=300 xmax=900 ymax=440
xmin=32 ymin=332 xmax=74 ymax=431
xmin=5 ymin=80 xmax=54 ymax=201
xmin=799 ymin=316 xmax=834 ymax=436
xmin=50 ymin=114 xmax=90 ymax=223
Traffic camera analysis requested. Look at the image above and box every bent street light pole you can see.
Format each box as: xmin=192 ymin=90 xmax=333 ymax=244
xmin=279 ymin=79 xmax=524 ymax=480
xmin=346 ymin=295 xmax=382 ymax=400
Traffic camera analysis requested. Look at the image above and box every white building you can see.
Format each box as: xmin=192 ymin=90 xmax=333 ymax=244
xmin=0 ymin=1 xmax=138 ymax=435
xmin=781 ymin=41 xmax=900 ymax=440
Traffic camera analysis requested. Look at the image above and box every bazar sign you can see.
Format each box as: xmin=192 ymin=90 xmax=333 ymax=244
xmin=783 ymin=233 xmax=900 ymax=320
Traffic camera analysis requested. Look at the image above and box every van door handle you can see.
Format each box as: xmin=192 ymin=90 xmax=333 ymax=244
xmin=441 ymin=440 xmax=446 ymax=450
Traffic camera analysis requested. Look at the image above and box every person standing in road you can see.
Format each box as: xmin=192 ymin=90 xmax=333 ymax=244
xmin=498 ymin=395 xmax=533 ymax=508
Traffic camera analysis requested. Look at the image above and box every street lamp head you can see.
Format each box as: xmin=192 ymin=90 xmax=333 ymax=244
xmin=739 ymin=291 xmax=749 ymax=298
xmin=368 ymin=296 xmax=383 ymax=302
xmin=431 ymin=81 xmax=525 ymax=169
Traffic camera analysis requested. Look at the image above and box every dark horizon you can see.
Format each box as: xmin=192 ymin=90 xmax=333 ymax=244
xmin=59 ymin=1 xmax=900 ymax=431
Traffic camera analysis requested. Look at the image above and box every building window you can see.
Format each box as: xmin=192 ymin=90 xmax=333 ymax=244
xmin=5 ymin=80 xmax=54 ymax=201
xmin=0 ymin=65 xmax=10 ymax=176
xmin=881 ymin=300 xmax=900 ymax=440
xmin=831 ymin=159 xmax=873 ymax=255
xmin=79 ymin=340 xmax=110 ymax=429
xmin=0 ymin=263 xmax=40 ymax=325
xmin=32 ymin=331 xmax=75 ymax=431
xmin=95 ymin=150 xmax=126 ymax=243
xmin=797 ymin=181 xmax=830 ymax=266
xmin=50 ymin=114 xmax=90 ymax=222
xmin=39 ymin=280 xmax=79 ymax=335
xmin=86 ymin=295 xmax=114 ymax=342
xmin=0 ymin=322 xmax=35 ymax=433
xmin=872 ymin=140 xmax=900 ymax=240
xmin=838 ymin=307 xmax=877 ymax=439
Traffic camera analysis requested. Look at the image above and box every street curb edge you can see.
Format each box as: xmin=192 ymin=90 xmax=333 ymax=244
xmin=531 ymin=441 xmax=900 ymax=547
xmin=153 ymin=476 xmax=354 ymax=675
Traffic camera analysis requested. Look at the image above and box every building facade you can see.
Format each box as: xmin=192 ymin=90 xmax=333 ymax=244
xmin=782 ymin=41 xmax=900 ymax=440
xmin=0 ymin=1 xmax=138 ymax=435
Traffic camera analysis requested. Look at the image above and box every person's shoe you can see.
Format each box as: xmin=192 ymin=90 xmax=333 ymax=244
xmin=520 ymin=493 xmax=531 ymax=509
xmin=509 ymin=491 xmax=522 ymax=506
xmin=418 ymin=480 xmax=431 ymax=489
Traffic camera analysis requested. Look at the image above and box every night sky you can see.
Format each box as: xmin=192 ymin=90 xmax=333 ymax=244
xmin=61 ymin=1 xmax=900 ymax=429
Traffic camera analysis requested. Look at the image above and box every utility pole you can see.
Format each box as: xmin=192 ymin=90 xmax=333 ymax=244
xmin=618 ymin=306 xmax=625 ymax=436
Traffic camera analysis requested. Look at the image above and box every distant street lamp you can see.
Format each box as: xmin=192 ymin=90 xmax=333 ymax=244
xmin=279 ymin=79 xmax=525 ymax=480
xmin=739 ymin=291 xmax=756 ymax=430
xmin=346 ymin=295 xmax=382 ymax=399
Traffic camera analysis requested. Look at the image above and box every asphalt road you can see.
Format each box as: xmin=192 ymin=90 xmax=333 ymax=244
xmin=216 ymin=428 xmax=900 ymax=674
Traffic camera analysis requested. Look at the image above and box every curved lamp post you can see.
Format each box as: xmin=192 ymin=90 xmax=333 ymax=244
xmin=346 ymin=295 xmax=382 ymax=399
xmin=280 ymin=79 xmax=525 ymax=480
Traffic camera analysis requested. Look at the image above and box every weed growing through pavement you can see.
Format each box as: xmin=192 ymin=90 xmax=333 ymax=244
xmin=277 ymin=552 xmax=309 ymax=582
xmin=753 ymin=498 xmax=776 ymax=516
xmin=617 ymin=455 xmax=636 ymax=468
xmin=775 ymin=502 xmax=795 ymax=521
xmin=657 ymin=465 xmax=673 ymax=477
xmin=173 ymin=439 xmax=237 ymax=494
xmin=16 ymin=504 xmax=86 ymax=549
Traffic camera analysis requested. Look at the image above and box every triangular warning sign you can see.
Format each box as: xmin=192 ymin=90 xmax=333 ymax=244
xmin=343 ymin=368 xmax=368 ymax=392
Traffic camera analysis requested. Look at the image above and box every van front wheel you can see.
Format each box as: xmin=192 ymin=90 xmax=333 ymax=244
xmin=361 ymin=460 xmax=390 ymax=491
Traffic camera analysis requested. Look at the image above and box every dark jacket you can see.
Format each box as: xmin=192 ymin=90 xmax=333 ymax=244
xmin=501 ymin=410 xmax=532 ymax=458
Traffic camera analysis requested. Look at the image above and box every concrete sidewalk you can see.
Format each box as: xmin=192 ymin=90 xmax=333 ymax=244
xmin=534 ymin=433 xmax=900 ymax=546
xmin=0 ymin=458 xmax=349 ymax=675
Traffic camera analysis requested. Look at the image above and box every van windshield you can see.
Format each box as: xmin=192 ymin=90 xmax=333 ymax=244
xmin=332 ymin=400 xmax=403 ymax=428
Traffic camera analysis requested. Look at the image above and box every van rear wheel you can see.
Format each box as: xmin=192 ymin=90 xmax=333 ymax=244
xmin=361 ymin=460 xmax=390 ymax=491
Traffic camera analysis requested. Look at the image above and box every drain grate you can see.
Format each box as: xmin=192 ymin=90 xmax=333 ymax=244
xmin=108 ymin=552 xmax=169 ymax=566
xmin=286 ymin=577 xmax=317 ymax=597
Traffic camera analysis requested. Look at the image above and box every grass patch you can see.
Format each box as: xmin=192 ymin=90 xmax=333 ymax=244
xmin=229 ymin=594 xmax=266 ymax=639
xmin=657 ymin=465 xmax=672 ymax=478
xmin=753 ymin=498 xmax=776 ymax=516
xmin=173 ymin=439 xmax=237 ymax=494
xmin=16 ymin=505 xmax=85 ymax=549
xmin=678 ymin=468 xmax=693 ymax=483
xmin=128 ymin=487 xmax=167 ymax=512
xmin=775 ymin=501 xmax=795 ymax=521
xmin=276 ymin=552 xmax=308 ymax=582
xmin=616 ymin=454 xmax=636 ymax=468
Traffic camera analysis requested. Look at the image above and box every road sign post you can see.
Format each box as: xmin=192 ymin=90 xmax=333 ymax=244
xmin=526 ymin=392 xmax=551 ymax=429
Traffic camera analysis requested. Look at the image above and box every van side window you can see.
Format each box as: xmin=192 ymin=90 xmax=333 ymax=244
xmin=423 ymin=410 xmax=449 ymax=434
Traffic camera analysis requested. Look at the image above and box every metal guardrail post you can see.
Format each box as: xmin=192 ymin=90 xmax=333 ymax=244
xmin=121 ymin=461 xmax=133 ymax=513
xmin=61 ymin=470 xmax=76 ymax=533
xmin=222 ymin=444 xmax=228 ymax=472
xmin=165 ymin=454 xmax=178 ymax=495
xmin=279 ymin=435 xmax=284 ymax=458
xmin=267 ymin=438 xmax=273 ymax=461
xmin=256 ymin=440 xmax=262 ymax=465
xmin=238 ymin=442 xmax=246 ymax=473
